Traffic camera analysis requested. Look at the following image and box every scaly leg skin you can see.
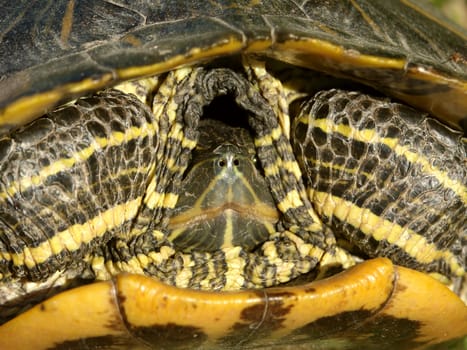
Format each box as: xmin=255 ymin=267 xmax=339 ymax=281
xmin=0 ymin=65 xmax=335 ymax=323
xmin=292 ymin=89 xmax=466 ymax=280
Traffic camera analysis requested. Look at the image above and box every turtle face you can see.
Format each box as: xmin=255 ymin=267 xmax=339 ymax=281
xmin=168 ymin=120 xmax=279 ymax=252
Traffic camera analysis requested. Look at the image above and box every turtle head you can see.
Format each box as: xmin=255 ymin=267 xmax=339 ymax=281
xmin=167 ymin=119 xmax=279 ymax=252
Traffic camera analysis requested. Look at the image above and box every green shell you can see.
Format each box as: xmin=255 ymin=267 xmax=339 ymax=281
xmin=1 ymin=0 xmax=466 ymax=131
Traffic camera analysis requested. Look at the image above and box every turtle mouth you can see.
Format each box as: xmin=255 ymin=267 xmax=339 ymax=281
xmin=168 ymin=201 xmax=279 ymax=229
xmin=167 ymin=199 xmax=280 ymax=252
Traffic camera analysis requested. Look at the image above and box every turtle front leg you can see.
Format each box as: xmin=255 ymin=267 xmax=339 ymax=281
xmin=0 ymin=88 xmax=161 ymax=323
xmin=291 ymin=89 xmax=466 ymax=280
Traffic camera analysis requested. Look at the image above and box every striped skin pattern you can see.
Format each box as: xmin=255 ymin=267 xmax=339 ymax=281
xmin=0 ymin=67 xmax=331 ymax=321
xmin=293 ymin=89 xmax=466 ymax=277
xmin=0 ymin=65 xmax=465 ymax=324
xmin=0 ymin=91 xmax=159 ymax=281
xmin=167 ymin=119 xmax=281 ymax=252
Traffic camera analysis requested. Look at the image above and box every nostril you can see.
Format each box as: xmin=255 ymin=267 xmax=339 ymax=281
xmin=218 ymin=159 xmax=226 ymax=167
xmin=233 ymin=158 xmax=240 ymax=166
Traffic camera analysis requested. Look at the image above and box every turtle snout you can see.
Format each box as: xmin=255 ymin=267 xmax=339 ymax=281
xmin=216 ymin=153 xmax=241 ymax=169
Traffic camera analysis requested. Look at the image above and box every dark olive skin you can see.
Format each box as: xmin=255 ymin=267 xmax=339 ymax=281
xmin=168 ymin=120 xmax=279 ymax=252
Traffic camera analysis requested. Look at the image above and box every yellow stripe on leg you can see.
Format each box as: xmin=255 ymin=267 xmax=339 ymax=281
xmin=310 ymin=189 xmax=464 ymax=277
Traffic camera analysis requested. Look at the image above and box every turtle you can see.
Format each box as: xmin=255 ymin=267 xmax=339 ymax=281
xmin=0 ymin=1 xmax=466 ymax=349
